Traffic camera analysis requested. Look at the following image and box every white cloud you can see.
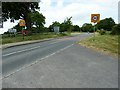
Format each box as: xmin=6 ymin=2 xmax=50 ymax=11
xmin=41 ymin=0 xmax=51 ymax=6
xmin=0 ymin=0 xmax=119 ymax=34
xmin=57 ymin=0 xmax=63 ymax=7
xmin=0 ymin=19 xmax=19 ymax=34
xmin=39 ymin=0 xmax=119 ymax=27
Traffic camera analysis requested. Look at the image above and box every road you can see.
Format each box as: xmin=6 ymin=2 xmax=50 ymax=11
xmin=2 ymin=33 xmax=118 ymax=88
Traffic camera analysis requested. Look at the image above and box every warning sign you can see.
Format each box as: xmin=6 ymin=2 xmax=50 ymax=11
xmin=91 ymin=14 xmax=100 ymax=23
xmin=19 ymin=20 xmax=26 ymax=26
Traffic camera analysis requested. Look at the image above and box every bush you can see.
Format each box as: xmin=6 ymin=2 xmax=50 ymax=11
xmin=111 ymin=24 xmax=120 ymax=35
xmin=99 ymin=29 xmax=106 ymax=35
xmin=96 ymin=30 xmax=100 ymax=33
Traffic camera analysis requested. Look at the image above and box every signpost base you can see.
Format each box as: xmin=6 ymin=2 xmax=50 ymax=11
xmin=93 ymin=23 xmax=96 ymax=41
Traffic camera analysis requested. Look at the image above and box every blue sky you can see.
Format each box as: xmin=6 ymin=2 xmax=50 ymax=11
xmin=0 ymin=0 xmax=119 ymax=34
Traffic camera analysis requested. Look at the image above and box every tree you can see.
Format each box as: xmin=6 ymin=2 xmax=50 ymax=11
xmin=97 ymin=17 xmax=115 ymax=31
xmin=48 ymin=17 xmax=73 ymax=33
xmin=2 ymin=2 xmax=40 ymax=31
xmin=63 ymin=17 xmax=73 ymax=32
xmin=59 ymin=17 xmax=73 ymax=32
xmin=81 ymin=23 xmax=94 ymax=32
xmin=111 ymin=24 xmax=120 ymax=35
xmin=29 ymin=11 xmax=45 ymax=32
xmin=72 ymin=25 xmax=80 ymax=32
xmin=52 ymin=21 xmax=61 ymax=26
xmin=48 ymin=25 xmax=53 ymax=32
xmin=13 ymin=24 xmax=22 ymax=32
xmin=13 ymin=11 xmax=45 ymax=33
xmin=60 ymin=22 xmax=65 ymax=32
xmin=48 ymin=21 xmax=61 ymax=32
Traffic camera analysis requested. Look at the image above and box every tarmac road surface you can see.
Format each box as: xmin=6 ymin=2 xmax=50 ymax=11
xmin=2 ymin=33 xmax=118 ymax=88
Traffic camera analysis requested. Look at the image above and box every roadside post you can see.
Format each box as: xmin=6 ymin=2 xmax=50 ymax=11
xmin=19 ymin=19 xmax=26 ymax=40
xmin=91 ymin=14 xmax=100 ymax=40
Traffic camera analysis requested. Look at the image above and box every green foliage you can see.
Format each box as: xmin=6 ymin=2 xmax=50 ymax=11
xmin=13 ymin=24 xmax=21 ymax=32
xmin=52 ymin=21 xmax=61 ymax=26
xmin=2 ymin=32 xmax=70 ymax=44
xmin=59 ymin=23 xmax=65 ymax=32
xmin=2 ymin=2 xmax=40 ymax=20
xmin=48 ymin=25 xmax=53 ymax=32
xmin=48 ymin=21 xmax=61 ymax=32
xmin=63 ymin=17 xmax=73 ymax=32
xmin=13 ymin=11 xmax=46 ymax=33
xmin=99 ymin=29 xmax=106 ymax=35
xmin=97 ymin=17 xmax=115 ymax=31
xmin=28 ymin=11 xmax=45 ymax=33
xmin=2 ymin=2 xmax=40 ymax=30
xmin=59 ymin=32 xmax=69 ymax=36
xmin=72 ymin=25 xmax=80 ymax=32
xmin=111 ymin=24 xmax=120 ymax=35
xmin=48 ymin=17 xmax=73 ymax=32
xmin=81 ymin=23 xmax=94 ymax=32
xmin=29 ymin=11 xmax=45 ymax=27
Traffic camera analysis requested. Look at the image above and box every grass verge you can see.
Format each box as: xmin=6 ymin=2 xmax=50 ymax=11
xmin=79 ymin=34 xmax=119 ymax=57
xmin=2 ymin=32 xmax=70 ymax=44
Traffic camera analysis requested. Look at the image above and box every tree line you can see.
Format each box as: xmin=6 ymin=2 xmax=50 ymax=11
xmin=2 ymin=2 xmax=120 ymax=35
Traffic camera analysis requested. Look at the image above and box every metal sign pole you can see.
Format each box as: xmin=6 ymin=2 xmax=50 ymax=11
xmin=94 ymin=22 xmax=96 ymax=40
xmin=91 ymin=14 xmax=100 ymax=41
xmin=22 ymin=27 xmax=24 ymax=40
xmin=19 ymin=20 xmax=26 ymax=40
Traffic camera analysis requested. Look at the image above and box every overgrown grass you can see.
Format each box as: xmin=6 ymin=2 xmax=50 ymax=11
xmin=2 ymin=32 xmax=70 ymax=44
xmin=79 ymin=34 xmax=119 ymax=57
xmin=0 ymin=35 xmax=2 ymax=45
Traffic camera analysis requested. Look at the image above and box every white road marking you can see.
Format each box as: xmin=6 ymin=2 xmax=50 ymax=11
xmin=2 ymin=46 xmax=41 ymax=57
xmin=2 ymin=44 xmax=74 ymax=79
xmin=2 ymin=41 xmax=61 ymax=57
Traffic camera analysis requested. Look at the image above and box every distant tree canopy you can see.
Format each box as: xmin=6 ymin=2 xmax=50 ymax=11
xmin=97 ymin=17 xmax=115 ymax=31
xmin=63 ymin=17 xmax=73 ymax=32
xmin=48 ymin=17 xmax=116 ymax=33
xmin=81 ymin=23 xmax=94 ymax=32
xmin=111 ymin=24 xmax=120 ymax=35
xmin=49 ymin=17 xmax=73 ymax=32
xmin=52 ymin=21 xmax=61 ymax=26
xmin=48 ymin=21 xmax=61 ymax=32
xmin=72 ymin=25 xmax=81 ymax=32
xmin=2 ymin=2 xmax=40 ymax=31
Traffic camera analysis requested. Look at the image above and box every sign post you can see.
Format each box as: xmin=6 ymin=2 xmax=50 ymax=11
xmin=19 ymin=19 xmax=26 ymax=40
xmin=53 ymin=26 xmax=60 ymax=34
xmin=91 ymin=14 xmax=100 ymax=40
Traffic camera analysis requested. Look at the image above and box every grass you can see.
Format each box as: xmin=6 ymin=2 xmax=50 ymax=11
xmin=0 ymin=35 xmax=2 ymax=45
xmin=71 ymin=32 xmax=81 ymax=35
xmin=79 ymin=34 xmax=119 ymax=57
xmin=2 ymin=32 xmax=70 ymax=44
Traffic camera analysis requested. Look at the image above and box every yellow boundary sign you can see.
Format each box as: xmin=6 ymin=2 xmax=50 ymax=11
xmin=19 ymin=20 xmax=26 ymax=26
xmin=91 ymin=14 xmax=100 ymax=23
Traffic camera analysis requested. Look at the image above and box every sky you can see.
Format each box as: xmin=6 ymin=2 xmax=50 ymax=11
xmin=39 ymin=0 xmax=119 ymax=27
xmin=0 ymin=0 xmax=119 ymax=34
